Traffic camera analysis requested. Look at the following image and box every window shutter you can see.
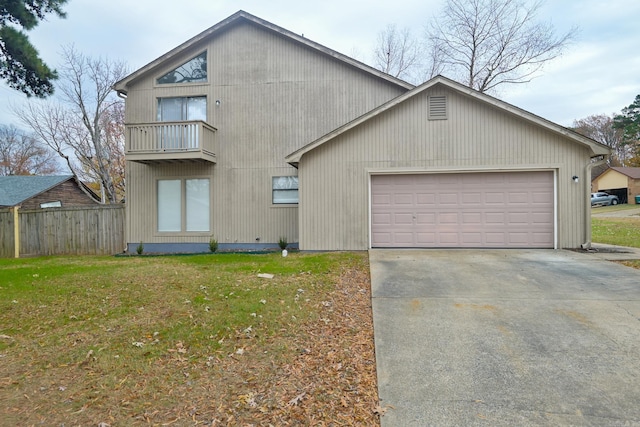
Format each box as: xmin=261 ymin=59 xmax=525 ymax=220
xmin=428 ymin=96 xmax=447 ymax=120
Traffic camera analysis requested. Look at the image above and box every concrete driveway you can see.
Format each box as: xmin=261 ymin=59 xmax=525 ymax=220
xmin=370 ymin=249 xmax=640 ymax=426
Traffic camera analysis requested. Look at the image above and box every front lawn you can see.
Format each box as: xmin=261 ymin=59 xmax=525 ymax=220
xmin=0 ymin=252 xmax=379 ymax=425
xmin=591 ymin=209 xmax=640 ymax=269
xmin=592 ymin=217 xmax=640 ymax=248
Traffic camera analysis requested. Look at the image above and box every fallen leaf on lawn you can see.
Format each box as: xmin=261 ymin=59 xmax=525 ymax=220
xmin=238 ymin=392 xmax=258 ymax=407
xmin=287 ymin=392 xmax=306 ymax=407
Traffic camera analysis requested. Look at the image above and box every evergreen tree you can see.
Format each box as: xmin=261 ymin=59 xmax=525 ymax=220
xmin=613 ymin=95 xmax=640 ymax=164
xmin=0 ymin=0 xmax=68 ymax=97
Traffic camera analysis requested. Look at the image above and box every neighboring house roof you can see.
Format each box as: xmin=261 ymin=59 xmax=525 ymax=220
xmin=610 ymin=167 xmax=640 ymax=179
xmin=0 ymin=175 xmax=74 ymax=207
xmin=286 ymin=75 xmax=611 ymax=165
xmin=114 ymin=10 xmax=414 ymax=94
xmin=590 ymin=163 xmax=610 ymax=181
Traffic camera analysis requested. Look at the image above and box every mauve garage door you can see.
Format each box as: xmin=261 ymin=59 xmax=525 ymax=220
xmin=371 ymin=172 xmax=554 ymax=248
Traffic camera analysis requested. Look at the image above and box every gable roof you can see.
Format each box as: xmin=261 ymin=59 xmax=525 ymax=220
xmin=114 ymin=10 xmax=413 ymax=94
xmin=286 ymin=75 xmax=611 ymax=165
xmin=0 ymin=175 xmax=74 ymax=207
xmin=609 ymin=167 xmax=640 ymax=179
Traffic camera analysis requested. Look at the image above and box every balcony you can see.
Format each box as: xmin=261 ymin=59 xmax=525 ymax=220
xmin=125 ymin=121 xmax=217 ymax=164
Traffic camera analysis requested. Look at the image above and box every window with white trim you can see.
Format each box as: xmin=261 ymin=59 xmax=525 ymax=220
xmin=158 ymin=178 xmax=210 ymax=232
xmin=40 ymin=201 xmax=62 ymax=208
xmin=272 ymin=176 xmax=298 ymax=204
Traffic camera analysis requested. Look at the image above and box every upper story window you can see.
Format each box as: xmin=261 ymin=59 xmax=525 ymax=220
xmin=157 ymin=96 xmax=207 ymax=122
xmin=156 ymin=52 xmax=207 ymax=85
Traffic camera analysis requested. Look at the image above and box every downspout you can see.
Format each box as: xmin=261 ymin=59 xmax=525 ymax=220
xmin=581 ymin=155 xmax=607 ymax=249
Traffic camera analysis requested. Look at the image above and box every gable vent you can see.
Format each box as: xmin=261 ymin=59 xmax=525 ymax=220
xmin=428 ymin=95 xmax=447 ymax=120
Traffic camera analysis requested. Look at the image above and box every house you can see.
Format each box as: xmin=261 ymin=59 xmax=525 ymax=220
xmin=114 ymin=11 xmax=610 ymax=252
xmin=0 ymin=175 xmax=99 ymax=209
xmin=592 ymin=167 xmax=640 ymax=204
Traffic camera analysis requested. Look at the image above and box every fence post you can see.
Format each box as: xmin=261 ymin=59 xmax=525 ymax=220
xmin=12 ymin=206 xmax=20 ymax=258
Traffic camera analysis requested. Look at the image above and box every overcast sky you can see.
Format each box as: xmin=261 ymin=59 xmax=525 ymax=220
xmin=1 ymin=0 xmax=639 ymax=127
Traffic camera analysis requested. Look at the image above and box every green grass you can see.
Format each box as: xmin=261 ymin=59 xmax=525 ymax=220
xmin=591 ymin=204 xmax=640 ymax=214
xmin=592 ymin=217 xmax=640 ymax=248
xmin=0 ymin=251 xmax=369 ymax=424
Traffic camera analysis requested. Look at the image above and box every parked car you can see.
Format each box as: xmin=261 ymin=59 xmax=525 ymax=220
xmin=591 ymin=192 xmax=619 ymax=206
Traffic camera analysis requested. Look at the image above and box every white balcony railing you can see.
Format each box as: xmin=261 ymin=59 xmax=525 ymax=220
xmin=125 ymin=121 xmax=216 ymax=163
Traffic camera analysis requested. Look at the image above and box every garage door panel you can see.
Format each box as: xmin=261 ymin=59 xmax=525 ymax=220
xmin=485 ymin=233 xmax=507 ymax=244
xmin=394 ymin=213 xmax=414 ymax=225
xmin=372 ymin=213 xmax=391 ymax=225
xmin=416 ymin=213 xmax=436 ymax=224
xmin=393 ymin=193 xmax=414 ymax=205
xmin=461 ymin=192 xmax=482 ymax=204
xmin=462 ymin=212 xmax=482 ymax=224
xmin=372 ymin=232 xmax=391 ymax=244
xmin=416 ymin=193 xmax=436 ymax=204
xmin=372 ymin=194 xmax=392 ymax=205
xmin=461 ymin=233 xmax=482 ymax=244
xmin=508 ymin=192 xmax=530 ymax=203
xmin=508 ymin=212 xmax=530 ymax=224
xmin=532 ymin=191 xmax=554 ymax=203
xmin=439 ymin=233 xmax=459 ymax=244
xmin=416 ymin=233 xmax=436 ymax=244
xmin=485 ymin=212 xmax=506 ymax=224
xmin=485 ymin=192 xmax=505 ymax=204
xmin=508 ymin=233 xmax=529 ymax=244
xmin=393 ymin=233 xmax=415 ymax=244
xmin=532 ymin=212 xmax=553 ymax=224
xmin=533 ymin=233 xmax=554 ymax=244
xmin=371 ymin=172 xmax=554 ymax=248
xmin=438 ymin=193 xmax=458 ymax=204
xmin=438 ymin=213 xmax=459 ymax=224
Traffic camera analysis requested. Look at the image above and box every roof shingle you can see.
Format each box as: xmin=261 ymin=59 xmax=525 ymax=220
xmin=0 ymin=175 xmax=74 ymax=207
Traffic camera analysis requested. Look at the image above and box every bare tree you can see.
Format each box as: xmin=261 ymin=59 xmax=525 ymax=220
xmin=373 ymin=24 xmax=422 ymax=83
xmin=13 ymin=45 xmax=128 ymax=203
xmin=572 ymin=114 xmax=628 ymax=166
xmin=426 ymin=0 xmax=577 ymax=92
xmin=0 ymin=124 xmax=62 ymax=175
xmin=98 ymin=100 xmax=125 ymax=201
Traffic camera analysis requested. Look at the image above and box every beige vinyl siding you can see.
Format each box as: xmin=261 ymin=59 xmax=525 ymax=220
xmin=126 ymin=162 xmax=298 ymax=245
xmin=124 ymin=21 xmax=407 ymax=246
xmin=298 ymin=87 xmax=591 ymax=250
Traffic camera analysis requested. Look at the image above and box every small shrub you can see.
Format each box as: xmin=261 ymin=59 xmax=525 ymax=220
xmin=278 ymin=236 xmax=288 ymax=250
xmin=136 ymin=241 xmax=144 ymax=255
xmin=278 ymin=237 xmax=289 ymax=251
xmin=209 ymin=237 xmax=218 ymax=253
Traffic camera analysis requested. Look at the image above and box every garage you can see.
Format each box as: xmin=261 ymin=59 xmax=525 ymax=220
xmin=371 ymin=171 xmax=555 ymax=248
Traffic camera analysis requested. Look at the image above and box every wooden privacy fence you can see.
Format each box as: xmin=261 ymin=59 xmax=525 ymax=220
xmin=0 ymin=205 xmax=125 ymax=258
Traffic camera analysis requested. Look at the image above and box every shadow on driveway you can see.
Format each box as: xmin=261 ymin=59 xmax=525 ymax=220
xmin=370 ymin=249 xmax=640 ymax=426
